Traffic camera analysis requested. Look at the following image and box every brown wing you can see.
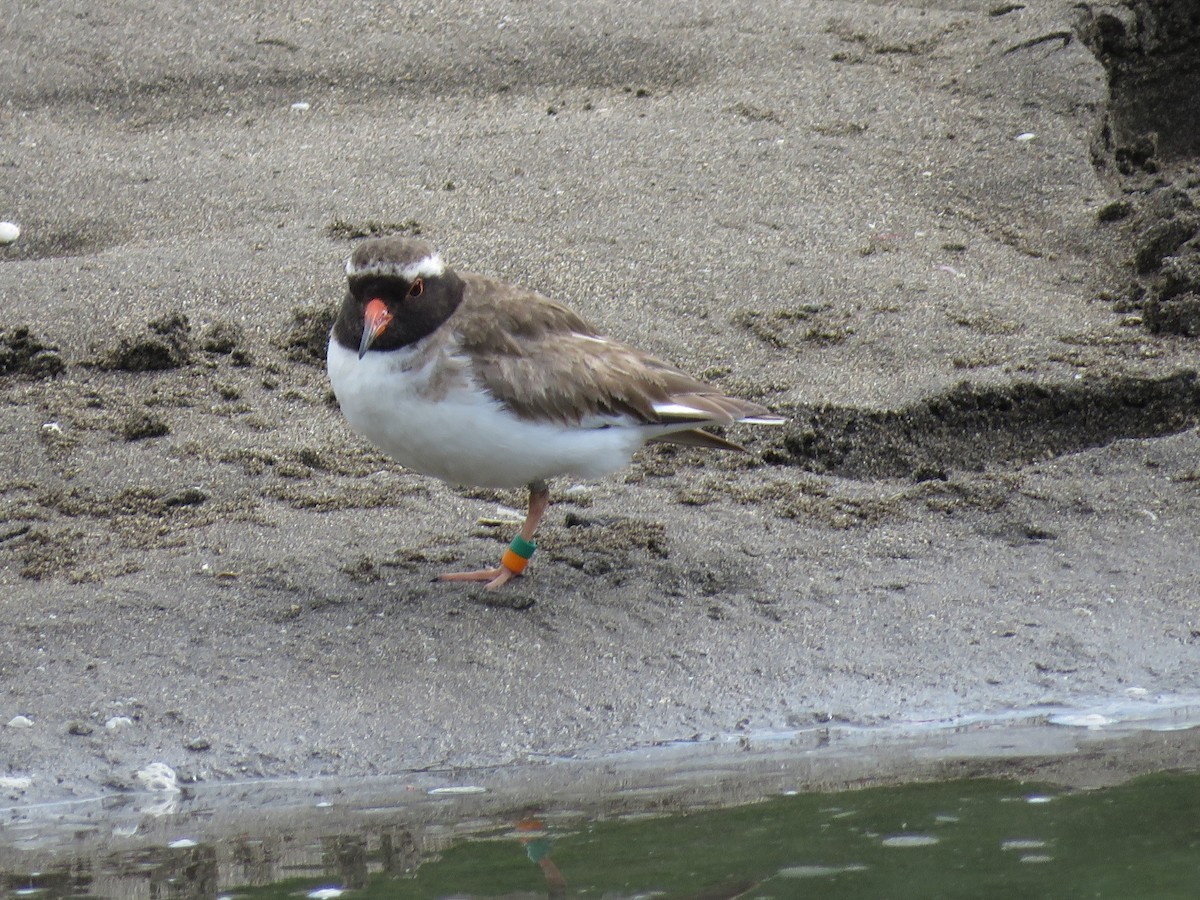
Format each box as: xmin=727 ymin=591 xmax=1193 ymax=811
xmin=455 ymin=274 xmax=777 ymax=436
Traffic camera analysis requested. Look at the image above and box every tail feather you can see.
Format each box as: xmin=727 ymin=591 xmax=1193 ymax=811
xmin=653 ymin=393 xmax=784 ymax=426
xmin=736 ymin=414 xmax=787 ymax=426
xmin=645 ymin=392 xmax=785 ymax=451
xmin=649 ymin=427 xmax=747 ymax=452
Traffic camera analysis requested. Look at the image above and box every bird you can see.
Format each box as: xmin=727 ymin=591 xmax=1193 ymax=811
xmin=326 ymin=236 xmax=785 ymax=589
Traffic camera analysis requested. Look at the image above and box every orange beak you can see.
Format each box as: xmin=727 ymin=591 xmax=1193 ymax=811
xmin=358 ymin=297 xmax=393 ymax=358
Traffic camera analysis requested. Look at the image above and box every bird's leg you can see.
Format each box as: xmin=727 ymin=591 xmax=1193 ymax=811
xmin=437 ymin=481 xmax=550 ymax=589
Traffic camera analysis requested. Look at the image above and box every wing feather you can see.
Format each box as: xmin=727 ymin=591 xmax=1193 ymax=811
xmin=455 ymin=275 xmax=782 ymax=435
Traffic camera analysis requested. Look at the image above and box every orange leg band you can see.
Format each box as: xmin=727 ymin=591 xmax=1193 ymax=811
xmin=501 ymin=549 xmax=530 ymax=575
xmin=501 ymin=535 xmax=537 ymax=576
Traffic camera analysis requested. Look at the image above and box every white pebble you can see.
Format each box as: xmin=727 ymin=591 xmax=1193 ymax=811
xmin=291 ymin=101 xmax=311 ymax=111
xmin=1047 ymin=713 xmax=1112 ymax=729
xmin=428 ymin=785 xmax=487 ymax=795
xmin=136 ymin=762 xmax=180 ymax=793
xmin=1001 ymin=839 xmax=1048 ymax=851
xmin=881 ymin=834 xmax=940 ymax=847
xmin=1015 ymin=132 xmax=1036 ymax=141
xmin=105 ymin=715 xmax=134 ymax=730
xmin=0 ymin=221 xmax=19 ymax=244
xmin=6 ymin=715 xmax=33 ymax=729
xmin=491 ymin=504 xmax=525 ymax=522
xmin=168 ymin=838 xmax=198 ymax=849
xmin=307 ymin=889 xmax=345 ymax=899
xmin=779 ymin=864 xmax=867 ymax=878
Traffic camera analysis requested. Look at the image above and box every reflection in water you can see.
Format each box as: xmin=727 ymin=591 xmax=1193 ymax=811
xmin=378 ymin=824 xmax=421 ymax=876
xmin=1 ymin=770 xmax=1199 ymax=898
xmin=514 ymin=814 xmax=567 ymax=899
xmin=323 ymin=834 xmax=367 ymax=889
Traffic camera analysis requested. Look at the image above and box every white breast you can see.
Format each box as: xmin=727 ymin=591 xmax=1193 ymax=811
xmin=327 ymin=337 xmax=647 ymax=489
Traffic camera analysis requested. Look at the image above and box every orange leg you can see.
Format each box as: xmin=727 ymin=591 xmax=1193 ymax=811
xmin=437 ymin=481 xmax=549 ymax=589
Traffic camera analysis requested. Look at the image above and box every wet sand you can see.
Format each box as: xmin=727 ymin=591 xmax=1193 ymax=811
xmin=1 ymin=0 xmax=1198 ymax=803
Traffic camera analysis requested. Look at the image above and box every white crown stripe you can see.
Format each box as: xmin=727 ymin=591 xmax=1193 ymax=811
xmin=346 ymin=253 xmax=446 ymax=281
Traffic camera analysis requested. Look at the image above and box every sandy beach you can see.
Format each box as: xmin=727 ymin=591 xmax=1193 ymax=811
xmin=1 ymin=0 xmax=1198 ymax=803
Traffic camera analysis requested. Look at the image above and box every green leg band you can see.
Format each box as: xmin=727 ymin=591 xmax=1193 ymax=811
xmin=509 ymin=535 xmax=537 ymax=559
xmin=501 ymin=535 xmax=537 ymax=576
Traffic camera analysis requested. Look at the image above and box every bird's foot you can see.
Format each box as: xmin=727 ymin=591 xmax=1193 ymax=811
xmin=436 ymin=566 xmax=519 ymax=590
xmin=436 ymin=483 xmax=546 ymax=591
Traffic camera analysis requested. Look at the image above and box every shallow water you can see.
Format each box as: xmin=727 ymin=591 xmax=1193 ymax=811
xmin=4 ymin=771 xmax=1200 ymax=898
xmin=3 ymin=704 xmax=1198 ymax=898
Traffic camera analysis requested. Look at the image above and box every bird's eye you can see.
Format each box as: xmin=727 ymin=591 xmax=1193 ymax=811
xmin=408 ymin=278 xmax=424 ymax=298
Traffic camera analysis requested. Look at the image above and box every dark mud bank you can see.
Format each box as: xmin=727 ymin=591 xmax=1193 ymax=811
xmin=1078 ymin=0 xmax=1200 ymax=337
